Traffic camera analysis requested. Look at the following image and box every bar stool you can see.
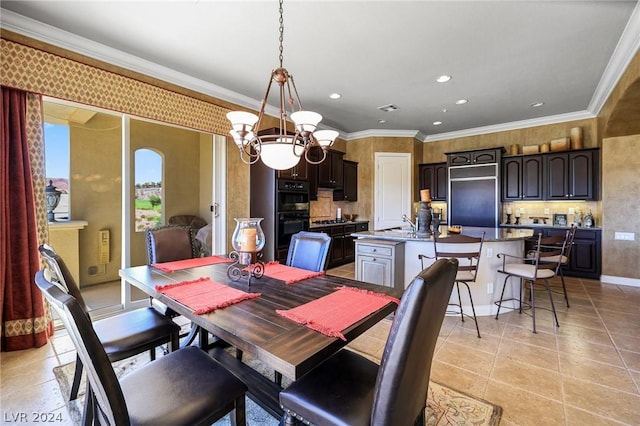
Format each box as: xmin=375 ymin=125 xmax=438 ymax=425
xmin=419 ymin=231 xmax=485 ymax=338
xmin=495 ymin=231 xmax=570 ymax=333
xmin=538 ymin=225 xmax=576 ymax=307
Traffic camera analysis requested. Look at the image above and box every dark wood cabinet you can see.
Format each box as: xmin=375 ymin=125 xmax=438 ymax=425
xmin=334 ymin=160 xmax=358 ymax=201
xmin=446 ymin=147 xmax=503 ymax=166
xmin=544 ymin=228 xmax=601 ymax=279
xmin=318 ymin=150 xmax=344 ymax=188
xmin=314 ymin=222 xmax=368 ymax=269
xmin=545 ymin=149 xmax=597 ymax=200
xmin=277 ymin=159 xmax=308 ymax=180
xmin=502 ymin=155 xmax=543 ymax=201
xmin=418 ymin=162 xmax=447 ymax=201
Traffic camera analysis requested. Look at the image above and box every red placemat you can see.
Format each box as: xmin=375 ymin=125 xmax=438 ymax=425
xmin=258 ymin=261 xmax=325 ymax=284
xmin=155 ymin=277 xmax=260 ymax=315
xmin=151 ymin=255 xmax=232 ymax=273
xmin=276 ymin=286 xmax=399 ymax=340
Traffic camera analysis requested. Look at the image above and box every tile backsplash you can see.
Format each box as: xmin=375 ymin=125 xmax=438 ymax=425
xmin=310 ymin=190 xmax=353 ymax=222
xmin=502 ymin=201 xmax=600 ymax=227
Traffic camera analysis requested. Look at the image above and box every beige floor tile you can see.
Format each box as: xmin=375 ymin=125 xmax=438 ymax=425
xmin=565 ymin=405 xmax=629 ymax=426
xmin=434 ymin=341 xmax=494 ymax=377
xmin=562 ymin=376 xmax=640 ymax=424
xmin=556 ymin=335 xmax=625 ymax=367
xmin=559 ymin=353 xmax=638 ymax=394
xmin=555 ymin=322 xmax=616 ymax=347
xmin=1 ymin=379 xmax=67 ymax=418
xmin=497 ymin=338 xmax=560 ymax=372
xmin=620 ymin=349 xmax=640 ymax=373
xmin=501 ymin=323 xmax=558 ymax=350
xmin=445 ymin=326 xmax=502 ymax=356
xmin=555 ymin=310 xmax=608 ymax=331
xmin=491 ymin=356 xmax=563 ymax=400
xmin=430 ymin=360 xmax=488 ymax=400
xmin=485 ymin=380 xmax=565 ymax=426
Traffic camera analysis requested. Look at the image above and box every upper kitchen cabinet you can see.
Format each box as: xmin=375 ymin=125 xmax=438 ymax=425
xmin=418 ymin=162 xmax=447 ymax=201
xmin=545 ymin=149 xmax=599 ymax=200
xmin=318 ymin=149 xmax=344 ymax=188
xmin=334 ymin=160 xmax=358 ymax=201
xmin=277 ymin=158 xmax=308 ymax=180
xmin=502 ymin=155 xmax=544 ymax=201
xmin=446 ymin=147 xmax=504 ymax=166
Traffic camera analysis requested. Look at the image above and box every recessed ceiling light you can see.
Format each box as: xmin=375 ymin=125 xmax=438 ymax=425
xmin=433 ymin=121 xmax=443 ymax=126
xmin=530 ymin=101 xmax=545 ymax=108
xmin=329 ymin=93 xmax=342 ymax=100
xmin=455 ymin=99 xmax=468 ymax=105
xmin=436 ymin=75 xmax=451 ymax=83
xmin=378 ymin=119 xmax=387 ymax=124
xmin=442 ymin=108 xmax=448 ymax=113
xmin=377 ymin=104 xmax=399 ymax=112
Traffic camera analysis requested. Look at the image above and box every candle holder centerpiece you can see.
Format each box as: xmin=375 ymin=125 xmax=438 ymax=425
xmin=227 ymin=218 xmax=266 ymax=285
xmin=416 ymin=189 xmax=432 ymax=237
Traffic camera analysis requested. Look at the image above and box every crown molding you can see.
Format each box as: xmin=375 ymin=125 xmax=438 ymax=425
xmin=344 ymin=129 xmax=421 ymax=141
xmin=588 ymin=1 xmax=640 ymax=115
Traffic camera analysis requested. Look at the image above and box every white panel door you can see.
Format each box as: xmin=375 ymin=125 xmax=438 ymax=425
xmin=374 ymin=153 xmax=412 ymax=230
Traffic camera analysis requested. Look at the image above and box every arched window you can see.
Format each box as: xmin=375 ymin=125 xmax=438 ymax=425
xmin=134 ymin=149 xmax=163 ymax=232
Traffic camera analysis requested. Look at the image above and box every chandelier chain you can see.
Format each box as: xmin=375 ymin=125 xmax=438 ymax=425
xmin=278 ymin=0 xmax=284 ymax=68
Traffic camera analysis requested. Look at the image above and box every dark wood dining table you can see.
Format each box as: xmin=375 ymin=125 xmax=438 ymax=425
xmin=119 ymin=261 xmax=403 ymax=419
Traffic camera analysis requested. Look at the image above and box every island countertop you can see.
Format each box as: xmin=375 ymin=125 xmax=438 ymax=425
xmin=352 ymin=226 xmax=535 ymax=242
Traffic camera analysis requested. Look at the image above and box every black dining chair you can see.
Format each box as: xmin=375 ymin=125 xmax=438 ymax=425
xmin=38 ymin=244 xmax=180 ymax=402
xmin=286 ymin=231 xmax=332 ymax=272
xmin=35 ymin=270 xmax=247 ymax=426
xmin=279 ymin=258 xmax=458 ymax=426
xmin=418 ymin=231 xmax=485 ymax=338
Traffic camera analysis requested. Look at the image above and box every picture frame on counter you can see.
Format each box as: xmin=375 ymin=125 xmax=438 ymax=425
xmin=553 ymin=213 xmax=568 ymax=227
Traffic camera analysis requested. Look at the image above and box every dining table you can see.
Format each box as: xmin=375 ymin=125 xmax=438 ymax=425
xmin=119 ymin=258 xmax=403 ymax=419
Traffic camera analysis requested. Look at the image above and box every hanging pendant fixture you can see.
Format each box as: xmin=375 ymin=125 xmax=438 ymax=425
xmin=226 ymin=0 xmax=338 ymax=170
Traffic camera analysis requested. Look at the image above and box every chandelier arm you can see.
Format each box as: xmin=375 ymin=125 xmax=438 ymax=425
xmin=304 ymin=147 xmax=328 ymax=165
xmin=278 ymin=83 xmax=288 ymax=133
xmin=288 ymin=75 xmax=305 ymax=112
xmin=238 ymin=146 xmax=260 ymax=165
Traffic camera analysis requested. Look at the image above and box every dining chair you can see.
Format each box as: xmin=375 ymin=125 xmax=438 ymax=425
xmin=35 ymin=270 xmax=247 ymax=426
xmin=145 ymin=224 xmax=204 ymax=347
xmin=286 ymin=231 xmax=332 ymax=272
xmin=494 ymin=231 xmax=570 ymax=333
xmin=38 ymin=244 xmax=181 ymax=402
xmin=538 ymin=225 xmax=576 ymax=307
xmin=279 ymin=258 xmax=458 ymax=426
xmin=418 ymin=231 xmax=485 ymax=338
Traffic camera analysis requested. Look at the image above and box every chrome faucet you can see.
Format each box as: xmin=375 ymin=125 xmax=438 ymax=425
xmin=402 ymin=214 xmax=416 ymax=233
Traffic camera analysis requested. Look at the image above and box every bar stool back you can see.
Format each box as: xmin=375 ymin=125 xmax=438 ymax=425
xmin=419 ymin=231 xmax=485 ymax=338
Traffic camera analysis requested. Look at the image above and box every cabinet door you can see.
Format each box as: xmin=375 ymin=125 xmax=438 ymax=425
xmin=569 ymin=151 xmax=594 ymax=199
xmin=331 ymin=151 xmax=344 ymax=188
xmin=330 ymin=235 xmax=344 ymax=268
xmin=545 ymin=154 xmax=570 ymax=199
xmin=307 ymin=149 xmax=320 ymax=200
xmin=336 ymin=160 xmax=358 ymax=201
xmin=502 ymin=157 xmax=522 ymax=201
xmin=418 ymin=164 xmax=435 ymax=201
xmin=433 ymin=163 xmax=448 ymax=201
xmin=522 ymin=155 xmax=543 ymax=199
xmin=357 ymin=255 xmax=392 ymax=286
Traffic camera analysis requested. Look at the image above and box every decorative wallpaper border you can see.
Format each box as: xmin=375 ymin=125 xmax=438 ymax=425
xmin=0 ymin=38 xmax=230 ymax=135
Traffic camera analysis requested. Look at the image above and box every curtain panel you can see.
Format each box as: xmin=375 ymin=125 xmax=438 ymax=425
xmin=1 ymin=86 xmax=52 ymax=351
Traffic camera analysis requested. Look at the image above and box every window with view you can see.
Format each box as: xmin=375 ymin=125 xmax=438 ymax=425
xmin=44 ymin=122 xmax=70 ymax=220
xmin=134 ymin=149 xmax=163 ymax=232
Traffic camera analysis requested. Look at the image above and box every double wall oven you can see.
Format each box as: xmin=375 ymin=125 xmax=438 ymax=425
xmin=276 ymin=180 xmax=310 ymax=261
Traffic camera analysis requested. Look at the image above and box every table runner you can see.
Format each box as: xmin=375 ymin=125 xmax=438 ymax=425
xmin=257 ymin=261 xmax=325 ymax=284
xmin=155 ymin=277 xmax=260 ymax=315
xmin=276 ymin=286 xmax=399 ymax=340
xmin=151 ymin=255 xmax=232 ymax=273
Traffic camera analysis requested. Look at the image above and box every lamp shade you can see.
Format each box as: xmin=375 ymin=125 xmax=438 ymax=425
xmin=260 ymin=139 xmax=303 ymax=170
xmin=227 ymin=111 xmax=259 ymax=131
xmin=291 ymin=111 xmax=322 ymax=133
xmin=313 ymin=129 xmax=339 ymax=147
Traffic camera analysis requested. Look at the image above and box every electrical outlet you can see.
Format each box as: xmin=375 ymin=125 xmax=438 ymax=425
xmin=568 ymin=207 xmax=575 ymax=215
xmin=544 ymin=208 xmax=550 ymax=215
xmin=487 ymin=282 xmax=494 ymax=294
xmin=615 ymin=232 xmax=635 ymax=241
xmin=486 ymin=248 xmax=493 ymax=258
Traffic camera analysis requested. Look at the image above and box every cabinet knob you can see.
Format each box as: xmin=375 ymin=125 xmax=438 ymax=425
xmin=372 ymin=248 xmax=377 ymax=252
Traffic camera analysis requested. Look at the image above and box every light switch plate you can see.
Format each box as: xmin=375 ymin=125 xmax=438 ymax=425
xmin=615 ymin=232 xmax=635 ymax=241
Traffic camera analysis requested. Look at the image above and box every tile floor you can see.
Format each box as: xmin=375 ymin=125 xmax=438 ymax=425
xmin=2 ymin=263 xmax=639 ymax=425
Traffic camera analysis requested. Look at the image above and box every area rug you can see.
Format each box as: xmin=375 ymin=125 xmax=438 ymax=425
xmin=54 ymin=349 xmax=501 ymax=426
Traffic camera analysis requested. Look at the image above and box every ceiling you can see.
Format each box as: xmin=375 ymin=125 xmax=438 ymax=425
xmin=2 ymin=1 xmax=639 ymax=141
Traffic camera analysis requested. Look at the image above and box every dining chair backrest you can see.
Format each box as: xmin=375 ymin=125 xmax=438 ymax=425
xmin=35 ymin=270 xmax=130 ymax=425
xmin=39 ymin=244 xmax=89 ymax=314
xmin=286 ymin=231 xmax=332 ymax=272
xmin=145 ymin=225 xmax=198 ymax=264
xmin=432 ymin=232 xmax=485 ymax=282
xmin=535 ymin=230 xmax=571 ymax=275
xmin=371 ymin=258 xmax=458 ymax=424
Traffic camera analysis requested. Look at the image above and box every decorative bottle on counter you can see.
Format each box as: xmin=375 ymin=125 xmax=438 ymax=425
xmin=416 ymin=201 xmax=432 ymax=237
xmin=584 ymin=209 xmax=594 ymax=228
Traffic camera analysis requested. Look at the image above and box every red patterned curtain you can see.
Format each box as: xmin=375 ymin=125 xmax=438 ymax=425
xmin=1 ymin=86 xmax=52 ymax=351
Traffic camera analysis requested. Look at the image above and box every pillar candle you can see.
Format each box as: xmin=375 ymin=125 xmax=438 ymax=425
xmin=507 ymin=207 xmax=512 ymax=214
xmin=241 ymin=228 xmax=257 ymax=252
xmin=420 ymin=189 xmax=432 ymax=202
xmin=515 ymin=211 xmax=520 ymax=218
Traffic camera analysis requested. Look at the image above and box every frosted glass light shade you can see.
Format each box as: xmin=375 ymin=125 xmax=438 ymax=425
xmin=260 ymin=142 xmax=302 ymax=170
xmin=313 ymin=129 xmax=339 ymax=147
xmin=227 ymin=111 xmax=259 ymax=131
xmin=229 ymin=130 xmax=255 ymax=147
xmin=291 ymin=111 xmax=322 ymax=133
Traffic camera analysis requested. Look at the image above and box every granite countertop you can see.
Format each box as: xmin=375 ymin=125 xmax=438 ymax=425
xmin=500 ymin=224 xmax=602 ymax=231
xmin=353 ymin=226 xmax=535 ymax=242
xmin=309 ymin=220 xmax=369 ymax=229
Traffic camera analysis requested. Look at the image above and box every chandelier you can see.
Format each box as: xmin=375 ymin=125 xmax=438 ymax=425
xmin=226 ymin=0 xmax=338 ymax=170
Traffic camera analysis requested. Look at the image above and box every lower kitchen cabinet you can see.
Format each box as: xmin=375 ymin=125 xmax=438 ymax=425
xmin=314 ymin=222 xmax=368 ymax=269
xmin=355 ymin=240 xmax=404 ymax=290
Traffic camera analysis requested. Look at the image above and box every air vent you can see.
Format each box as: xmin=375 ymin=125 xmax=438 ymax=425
xmin=377 ymin=104 xmax=399 ymax=112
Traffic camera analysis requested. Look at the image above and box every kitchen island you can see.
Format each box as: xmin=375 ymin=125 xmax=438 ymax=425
xmin=352 ymin=226 xmax=536 ymax=316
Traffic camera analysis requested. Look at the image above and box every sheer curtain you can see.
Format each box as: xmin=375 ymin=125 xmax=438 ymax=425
xmin=1 ymin=86 xmax=52 ymax=351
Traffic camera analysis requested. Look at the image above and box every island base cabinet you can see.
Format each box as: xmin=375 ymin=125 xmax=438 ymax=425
xmin=355 ymin=240 xmax=404 ymax=291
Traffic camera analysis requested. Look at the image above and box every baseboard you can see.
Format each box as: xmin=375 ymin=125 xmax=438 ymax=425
xmin=600 ymin=275 xmax=640 ymax=288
